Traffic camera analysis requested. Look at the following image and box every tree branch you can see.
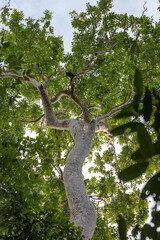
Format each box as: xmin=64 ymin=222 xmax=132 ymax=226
xmin=0 ymin=70 xmax=41 ymax=89
xmin=51 ymin=89 xmax=91 ymax=123
xmin=110 ymin=142 xmax=120 ymax=173
xmin=64 ymin=95 xmax=71 ymax=115
xmin=21 ymin=114 xmax=44 ymax=123
xmin=71 ymin=93 xmax=91 ymax=123
xmin=63 ymin=44 xmax=116 ymax=122
xmin=1 ymin=70 xmax=71 ymax=129
xmin=0 ymin=0 xmax=10 ymax=11
xmin=97 ymin=101 xmax=130 ymax=121
xmin=38 ymin=85 xmax=70 ymax=130
xmin=140 ymin=46 xmax=158 ymax=68
xmin=0 ymin=72 xmax=29 ymax=82
xmin=88 ymin=105 xmax=102 ymax=111
xmin=145 ymin=75 xmax=160 ymax=84
xmin=97 ymin=88 xmax=134 ymax=122
xmin=75 ymin=42 xmax=117 ymax=77
xmin=123 ymin=134 xmax=138 ymax=147
xmin=95 ymin=121 xmax=112 ymax=138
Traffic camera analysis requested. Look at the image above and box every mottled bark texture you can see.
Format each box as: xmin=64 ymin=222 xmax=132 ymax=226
xmin=63 ymin=120 xmax=97 ymax=240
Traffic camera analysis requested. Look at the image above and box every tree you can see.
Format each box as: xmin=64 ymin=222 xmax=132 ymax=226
xmin=0 ymin=0 xmax=160 ymax=239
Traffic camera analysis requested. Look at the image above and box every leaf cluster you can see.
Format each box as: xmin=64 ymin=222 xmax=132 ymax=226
xmin=112 ymin=69 xmax=160 ymax=239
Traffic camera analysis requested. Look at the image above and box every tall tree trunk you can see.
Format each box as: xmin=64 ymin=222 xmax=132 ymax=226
xmin=38 ymin=85 xmax=97 ymax=239
xmin=63 ymin=120 xmax=97 ymax=240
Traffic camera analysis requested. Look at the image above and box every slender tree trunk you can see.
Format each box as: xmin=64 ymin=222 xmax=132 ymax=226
xmin=63 ymin=120 xmax=97 ymax=240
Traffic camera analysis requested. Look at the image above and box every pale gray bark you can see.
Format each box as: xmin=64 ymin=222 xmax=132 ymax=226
xmin=38 ymin=85 xmax=71 ymax=130
xmin=63 ymin=120 xmax=97 ymax=240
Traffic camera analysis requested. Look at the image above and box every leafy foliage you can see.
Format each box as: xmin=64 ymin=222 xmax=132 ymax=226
xmin=0 ymin=0 xmax=160 ymax=239
xmin=112 ymin=69 xmax=160 ymax=239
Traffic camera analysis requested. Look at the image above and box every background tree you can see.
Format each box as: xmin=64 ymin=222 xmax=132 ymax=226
xmin=0 ymin=0 xmax=160 ymax=239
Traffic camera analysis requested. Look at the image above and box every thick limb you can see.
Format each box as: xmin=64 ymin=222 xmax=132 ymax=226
xmin=38 ymin=85 xmax=70 ymax=130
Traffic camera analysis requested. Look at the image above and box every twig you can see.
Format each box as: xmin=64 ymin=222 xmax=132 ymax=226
xmin=145 ymin=75 xmax=160 ymax=84
xmin=107 ymin=91 xmax=121 ymax=99
xmin=17 ymin=89 xmax=39 ymax=92
xmin=40 ymin=115 xmax=46 ymax=129
xmin=123 ymin=135 xmax=138 ymax=147
xmin=97 ymin=88 xmax=134 ymax=122
xmin=59 ymin=100 xmax=64 ymax=113
xmin=0 ymin=71 xmax=41 ymax=89
xmin=87 ymin=105 xmax=102 ymax=111
xmin=55 ymin=165 xmax=63 ymax=181
xmin=21 ymin=114 xmax=44 ymax=123
xmin=0 ymin=72 xmax=29 ymax=82
xmin=34 ymin=64 xmax=46 ymax=82
xmin=89 ymin=195 xmax=108 ymax=203
xmin=51 ymin=90 xmax=69 ymax=103
xmin=97 ymin=102 xmax=129 ymax=121
xmin=130 ymin=2 xmax=147 ymax=56
xmin=75 ymin=42 xmax=117 ymax=77
xmin=140 ymin=46 xmax=158 ymax=68
xmin=142 ymin=1 xmax=147 ymax=17
xmin=0 ymin=0 xmax=10 ymax=11
xmin=51 ymin=89 xmax=91 ymax=123
xmin=64 ymin=95 xmax=71 ymax=114
xmin=110 ymin=142 xmax=120 ymax=173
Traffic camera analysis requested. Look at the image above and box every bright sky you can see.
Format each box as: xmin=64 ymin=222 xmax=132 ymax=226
xmin=5 ymin=0 xmax=160 ymax=52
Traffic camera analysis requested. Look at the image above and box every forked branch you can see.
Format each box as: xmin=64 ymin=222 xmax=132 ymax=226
xmin=38 ymin=85 xmax=70 ymax=130
xmin=21 ymin=114 xmax=44 ymax=123
xmin=51 ymin=89 xmax=91 ymax=123
xmin=75 ymin=42 xmax=117 ymax=77
xmin=97 ymin=88 xmax=134 ymax=122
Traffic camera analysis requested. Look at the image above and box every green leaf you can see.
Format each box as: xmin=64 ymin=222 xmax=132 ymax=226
xmin=141 ymin=224 xmax=155 ymax=240
xmin=118 ymin=162 xmax=149 ymax=181
xmin=111 ymin=122 xmax=140 ymax=136
xmin=2 ymin=42 xmax=11 ymax=48
xmin=137 ymin=125 xmax=153 ymax=158
xmin=131 ymin=148 xmax=147 ymax=162
xmin=134 ymin=69 xmax=143 ymax=99
xmin=132 ymin=69 xmax=144 ymax=112
xmin=23 ymin=76 xmax=29 ymax=81
xmin=114 ymin=104 xmax=136 ymax=119
xmin=152 ymin=110 xmax=160 ymax=133
xmin=22 ymin=69 xmax=25 ymax=75
xmin=26 ymin=69 xmax=32 ymax=76
xmin=132 ymin=224 xmax=141 ymax=238
xmin=1 ymin=36 xmax=4 ymax=44
xmin=141 ymin=172 xmax=160 ymax=200
xmin=151 ymin=211 xmax=160 ymax=226
xmin=132 ymin=138 xmax=160 ymax=162
xmin=117 ymin=215 xmax=127 ymax=240
xmin=153 ymin=138 xmax=160 ymax=155
xmin=0 ymin=86 xmax=6 ymax=98
xmin=9 ymin=97 xmax=15 ymax=106
xmin=12 ymin=70 xmax=19 ymax=74
xmin=142 ymin=88 xmax=152 ymax=122
xmin=132 ymin=93 xmax=140 ymax=112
